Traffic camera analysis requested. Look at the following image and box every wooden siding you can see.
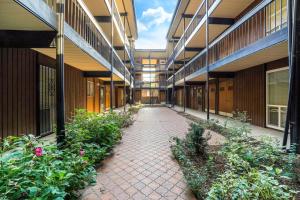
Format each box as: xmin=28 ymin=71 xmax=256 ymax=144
xmin=0 ymin=48 xmax=37 ymax=138
xmin=0 ymin=48 xmax=88 ymax=139
xmin=233 ymin=65 xmax=266 ymax=126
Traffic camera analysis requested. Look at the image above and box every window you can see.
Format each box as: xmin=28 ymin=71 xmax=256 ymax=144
xmin=266 ymin=67 xmax=289 ymax=130
xmin=87 ymin=81 xmax=94 ymax=97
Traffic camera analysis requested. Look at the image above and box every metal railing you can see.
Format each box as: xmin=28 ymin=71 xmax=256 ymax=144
xmin=208 ymin=0 xmax=287 ymax=65
xmin=171 ymin=0 xmax=287 ymax=84
xmin=42 ymin=0 xmax=132 ymax=82
xmin=166 ymin=0 xmax=207 ymax=69
xmin=134 ymin=64 xmax=167 ymax=72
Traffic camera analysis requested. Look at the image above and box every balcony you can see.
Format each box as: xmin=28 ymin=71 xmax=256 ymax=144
xmin=167 ymin=0 xmax=257 ymax=70
xmin=171 ymin=0 xmax=288 ymax=84
xmin=3 ymin=0 xmax=133 ymax=83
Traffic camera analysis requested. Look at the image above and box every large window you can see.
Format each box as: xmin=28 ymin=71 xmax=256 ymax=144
xmin=266 ymin=67 xmax=288 ymax=130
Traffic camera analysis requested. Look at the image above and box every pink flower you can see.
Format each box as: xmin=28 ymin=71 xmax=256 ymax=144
xmin=35 ymin=147 xmax=43 ymax=157
xmin=80 ymin=149 xmax=85 ymax=156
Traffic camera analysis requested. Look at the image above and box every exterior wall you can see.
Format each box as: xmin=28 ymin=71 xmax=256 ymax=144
xmin=233 ymin=65 xmax=265 ymax=126
xmin=0 ymin=48 xmax=88 ymax=138
xmin=134 ymin=90 xmax=141 ymax=103
xmin=175 ymin=88 xmax=184 ymax=107
xmin=0 ymin=48 xmax=37 ymax=138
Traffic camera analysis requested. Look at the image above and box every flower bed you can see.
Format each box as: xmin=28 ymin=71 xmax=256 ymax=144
xmin=171 ymin=115 xmax=300 ymax=200
xmin=0 ymin=109 xmax=136 ymax=200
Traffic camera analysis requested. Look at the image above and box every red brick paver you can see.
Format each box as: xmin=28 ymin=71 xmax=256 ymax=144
xmin=81 ymin=107 xmax=196 ymax=200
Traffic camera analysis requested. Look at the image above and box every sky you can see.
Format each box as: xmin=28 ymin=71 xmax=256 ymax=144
xmin=134 ymin=0 xmax=178 ymax=49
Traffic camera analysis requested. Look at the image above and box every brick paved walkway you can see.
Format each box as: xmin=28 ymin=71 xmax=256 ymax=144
xmin=81 ymin=107 xmax=196 ymax=200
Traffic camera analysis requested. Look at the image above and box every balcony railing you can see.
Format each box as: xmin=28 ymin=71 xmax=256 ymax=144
xmin=134 ymin=81 xmax=167 ymax=88
xmin=208 ymin=0 xmax=287 ymax=65
xmin=111 ymin=0 xmax=130 ymax=48
xmin=166 ymin=0 xmax=206 ymax=68
xmin=134 ymin=64 xmax=167 ymax=72
xmin=42 ymin=0 xmax=132 ymax=82
xmin=171 ymin=0 xmax=287 ymax=84
xmin=167 ymin=76 xmax=174 ymax=86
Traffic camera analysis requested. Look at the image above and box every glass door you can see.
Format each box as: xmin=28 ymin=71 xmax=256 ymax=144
xmin=266 ymin=67 xmax=289 ymax=130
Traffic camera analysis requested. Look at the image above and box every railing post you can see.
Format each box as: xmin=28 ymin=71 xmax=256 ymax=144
xmin=183 ymin=16 xmax=187 ymax=113
xmin=56 ymin=0 xmax=66 ymax=146
xmin=172 ymin=40 xmax=175 ymax=107
xmin=205 ymin=0 xmax=210 ymax=120
xmin=123 ymin=14 xmax=126 ymax=112
xmin=110 ymin=0 xmax=114 ymax=111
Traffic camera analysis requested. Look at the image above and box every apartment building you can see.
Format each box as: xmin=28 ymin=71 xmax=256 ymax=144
xmin=0 ymin=0 xmax=137 ymax=138
xmin=166 ymin=0 xmax=288 ymax=131
xmin=133 ymin=49 xmax=167 ymax=104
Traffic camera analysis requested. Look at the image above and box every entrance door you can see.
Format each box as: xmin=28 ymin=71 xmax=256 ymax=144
xmin=266 ymin=67 xmax=289 ymax=130
xmin=39 ymin=65 xmax=56 ymax=136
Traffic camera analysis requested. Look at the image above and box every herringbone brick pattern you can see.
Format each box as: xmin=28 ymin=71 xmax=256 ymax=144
xmin=81 ymin=107 xmax=195 ymax=200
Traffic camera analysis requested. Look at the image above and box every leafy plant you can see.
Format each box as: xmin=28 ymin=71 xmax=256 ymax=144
xmin=0 ymin=135 xmax=96 ymax=200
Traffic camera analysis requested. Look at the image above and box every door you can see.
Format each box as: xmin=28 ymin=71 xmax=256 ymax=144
xmin=219 ymin=79 xmax=233 ymax=116
xmin=39 ymin=65 xmax=56 ymax=136
xmin=266 ymin=67 xmax=289 ymax=130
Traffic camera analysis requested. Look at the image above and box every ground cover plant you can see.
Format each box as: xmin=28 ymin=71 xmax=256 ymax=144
xmin=171 ymin=113 xmax=299 ymax=200
xmin=0 ymin=109 xmax=138 ymax=200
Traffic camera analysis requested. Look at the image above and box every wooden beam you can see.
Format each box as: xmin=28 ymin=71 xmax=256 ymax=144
xmin=0 ymin=30 xmax=56 ymax=48
xmin=208 ymin=17 xmax=234 ymax=25
xmin=83 ymin=71 xmax=112 ymax=78
xmin=114 ymin=46 xmax=125 ymax=50
xmin=185 ymin=47 xmax=204 ymax=52
xmin=186 ymin=81 xmax=206 ymax=86
xmin=208 ymin=72 xmax=235 ymax=78
xmin=94 ymin=16 xmax=112 ymax=23
xmin=182 ymin=14 xmax=194 ymax=18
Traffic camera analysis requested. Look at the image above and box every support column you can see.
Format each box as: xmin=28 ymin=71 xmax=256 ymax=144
xmin=183 ymin=16 xmax=187 ymax=113
xmin=110 ymin=1 xmax=114 ymax=111
xmin=284 ymin=0 xmax=300 ymax=152
xmin=123 ymin=14 xmax=126 ymax=112
xmin=215 ymin=78 xmax=219 ymax=114
xmin=149 ymin=53 xmax=152 ymax=105
xmin=56 ymin=0 xmax=65 ymax=146
xmin=172 ymin=40 xmax=175 ymax=107
xmin=205 ymin=0 xmax=210 ymax=120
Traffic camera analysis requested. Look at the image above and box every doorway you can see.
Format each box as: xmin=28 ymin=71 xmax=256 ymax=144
xmin=39 ymin=65 xmax=56 ymax=136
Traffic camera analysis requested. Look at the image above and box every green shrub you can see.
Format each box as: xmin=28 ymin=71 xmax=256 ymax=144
xmin=171 ymin=123 xmax=218 ymax=199
xmin=0 ymin=109 xmax=135 ymax=199
xmin=207 ymin=169 xmax=296 ymax=200
xmin=0 ymin=135 xmax=96 ymax=200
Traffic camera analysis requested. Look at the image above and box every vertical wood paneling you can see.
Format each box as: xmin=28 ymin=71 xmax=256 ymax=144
xmin=0 ymin=48 xmax=37 ymax=138
xmin=64 ymin=65 xmax=87 ymax=121
xmin=233 ymin=65 xmax=265 ymax=126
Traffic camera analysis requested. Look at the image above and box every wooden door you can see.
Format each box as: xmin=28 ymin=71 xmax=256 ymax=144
xmin=219 ymin=79 xmax=233 ymax=115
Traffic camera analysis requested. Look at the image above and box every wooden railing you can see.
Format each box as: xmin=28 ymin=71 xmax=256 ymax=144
xmin=166 ymin=0 xmax=208 ymax=69
xmin=172 ymin=0 xmax=287 ymax=84
xmin=42 ymin=0 xmax=132 ymax=82
xmin=208 ymin=0 xmax=287 ymax=65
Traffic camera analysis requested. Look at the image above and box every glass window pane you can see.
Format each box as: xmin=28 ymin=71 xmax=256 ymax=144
xmin=268 ymin=106 xmax=279 ymax=126
xmin=267 ymin=69 xmax=288 ymax=105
